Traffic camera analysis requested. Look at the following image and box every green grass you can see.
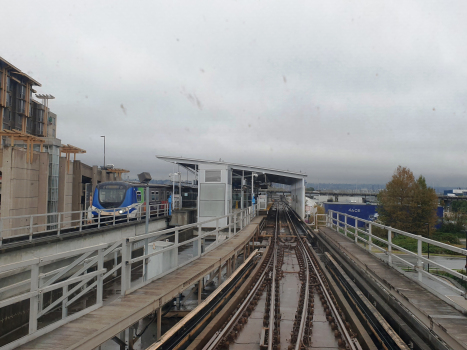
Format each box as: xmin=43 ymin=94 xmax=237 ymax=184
xmin=335 ymin=224 xmax=462 ymax=255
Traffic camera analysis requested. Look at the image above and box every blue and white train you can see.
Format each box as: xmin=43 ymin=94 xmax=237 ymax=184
xmin=91 ymin=181 xmax=170 ymax=217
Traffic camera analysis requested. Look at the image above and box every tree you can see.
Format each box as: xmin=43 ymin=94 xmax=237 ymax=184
xmin=377 ymin=166 xmax=438 ymax=236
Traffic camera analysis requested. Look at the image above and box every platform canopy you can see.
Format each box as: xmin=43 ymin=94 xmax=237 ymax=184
xmin=156 ymin=155 xmax=307 ymax=185
xmin=156 ymin=155 xmax=307 ymax=220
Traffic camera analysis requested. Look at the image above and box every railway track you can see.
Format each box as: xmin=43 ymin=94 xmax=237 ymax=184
xmin=203 ymin=203 xmax=361 ymax=350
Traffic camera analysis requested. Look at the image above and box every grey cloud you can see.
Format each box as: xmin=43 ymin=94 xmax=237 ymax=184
xmin=2 ymin=0 xmax=467 ymax=186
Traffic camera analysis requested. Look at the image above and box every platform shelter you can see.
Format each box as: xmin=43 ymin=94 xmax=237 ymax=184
xmin=156 ymin=156 xmax=307 ymax=227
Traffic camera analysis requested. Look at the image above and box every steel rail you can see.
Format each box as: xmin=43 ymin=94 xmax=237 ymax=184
xmin=203 ymin=206 xmax=279 ymax=350
xmin=284 ymin=205 xmax=358 ymax=350
xmin=203 ymin=243 xmax=274 ymax=350
xmin=295 ymin=244 xmax=309 ymax=350
xmin=267 ymin=205 xmax=279 ymax=350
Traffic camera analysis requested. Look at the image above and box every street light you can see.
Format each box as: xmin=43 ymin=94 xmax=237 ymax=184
xmin=100 ymin=136 xmax=105 ymax=169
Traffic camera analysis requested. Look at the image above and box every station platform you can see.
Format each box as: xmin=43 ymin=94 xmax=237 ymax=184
xmin=318 ymin=227 xmax=467 ymax=350
xmin=16 ymin=216 xmax=265 ymax=350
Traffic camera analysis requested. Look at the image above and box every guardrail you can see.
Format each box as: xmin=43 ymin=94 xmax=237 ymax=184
xmin=325 ymin=210 xmax=467 ymax=299
xmin=0 ymin=205 xmax=258 ymax=350
xmin=0 ymin=203 xmax=169 ymax=247
xmin=314 ymin=213 xmax=328 ymax=228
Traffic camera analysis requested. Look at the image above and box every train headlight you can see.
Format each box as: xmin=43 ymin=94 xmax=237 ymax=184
xmin=119 ymin=210 xmax=124 ymax=214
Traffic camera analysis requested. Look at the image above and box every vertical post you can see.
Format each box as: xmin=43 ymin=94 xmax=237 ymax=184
xmin=29 ymin=264 xmax=39 ymax=333
xmin=344 ymin=215 xmax=347 ymax=237
xmin=234 ymin=213 xmax=237 ymax=235
xmin=198 ymin=224 xmax=202 ymax=256
xmin=62 ymin=286 xmax=68 ymax=319
xmin=121 ymin=239 xmax=132 ymax=295
xmin=143 ymin=238 xmax=149 ymax=282
xmin=114 ymin=250 xmax=118 ymax=277
xmin=228 ymin=215 xmax=232 ymax=238
xmin=57 ymin=213 xmax=61 ymax=235
xmin=216 ymin=219 xmax=219 ymax=244
xmin=119 ymin=331 xmax=125 ymax=350
xmin=175 ymin=228 xmax=179 ymax=266
xmin=98 ymin=211 xmax=101 ymax=228
xmin=388 ymin=229 xmax=392 ymax=265
xmin=240 ymin=211 xmax=243 ymax=230
xmin=97 ymin=248 xmax=104 ymax=305
xmin=29 ymin=215 xmax=33 ymax=236
xmin=79 ymin=210 xmax=83 ymax=231
xmin=241 ymin=171 xmax=244 ymax=210
xmin=218 ymin=263 xmax=222 ymax=285
xmin=113 ymin=209 xmax=116 ymax=226
xmin=417 ymin=236 xmax=423 ymax=281
xmin=354 ymin=218 xmax=358 ymax=243
xmin=227 ymin=257 xmax=231 ymax=277
xmin=145 ymin=186 xmax=150 ymax=234
xmin=157 ymin=307 xmax=162 ymax=341
xmin=198 ymin=278 xmax=203 ymax=304
xmin=368 ymin=223 xmax=372 ymax=252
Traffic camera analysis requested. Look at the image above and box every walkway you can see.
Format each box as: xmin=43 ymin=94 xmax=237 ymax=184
xmin=318 ymin=226 xmax=467 ymax=350
xmin=16 ymin=217 xmax=264 ymax=350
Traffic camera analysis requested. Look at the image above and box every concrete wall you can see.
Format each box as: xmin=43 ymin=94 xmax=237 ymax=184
xmin=58 ymin=157 xmax=73 ymax=228
xmin=1 ymin=146 xmax=48 ymax=237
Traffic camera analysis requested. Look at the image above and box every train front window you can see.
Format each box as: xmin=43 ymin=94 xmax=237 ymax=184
xmin=98 ymin=185 xmax=127 ymax=208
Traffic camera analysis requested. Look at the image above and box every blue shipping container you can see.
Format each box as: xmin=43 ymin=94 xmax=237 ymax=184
xmin=323 ymin=203 xmax=443 ymax=229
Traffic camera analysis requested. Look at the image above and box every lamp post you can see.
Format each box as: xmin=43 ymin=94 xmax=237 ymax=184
xmin=100 ymin=136 xmax=105 ymax=169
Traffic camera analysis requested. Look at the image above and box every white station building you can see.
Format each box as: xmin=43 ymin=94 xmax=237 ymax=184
xmin=157 ymin=156 xmax=307 ymax=227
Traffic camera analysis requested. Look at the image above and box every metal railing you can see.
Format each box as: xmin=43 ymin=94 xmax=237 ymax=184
xmin=314 ymin=213 xmax=327 ymax=228
xmin=0 ymin=203 xmax=170 ymax=247
xmin=325 ymin=210 xmax=467 ymax=299
xmin=0 ymin=205 xmax=258 ymax=350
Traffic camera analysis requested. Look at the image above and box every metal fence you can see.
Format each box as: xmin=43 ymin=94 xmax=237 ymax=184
xmin=0 ymin=205 xmax=258 ymax=350
xmin=323 ymin=210 xmax=467 ymax=299
xmin=0 ymin=203 xmax=170 ymax=247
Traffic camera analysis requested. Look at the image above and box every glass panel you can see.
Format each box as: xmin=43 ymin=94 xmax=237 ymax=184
xmin=99 ymin=184 xmax=127 ymax=208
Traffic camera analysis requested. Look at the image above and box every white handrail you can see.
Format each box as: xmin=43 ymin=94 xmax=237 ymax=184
xmin=0 ymin=205 xmax=260 ymax=350
xmin=325 ymin=210 xmax=467 ymax=298
xmin=0 ymin=203 xmax=170 ymax=246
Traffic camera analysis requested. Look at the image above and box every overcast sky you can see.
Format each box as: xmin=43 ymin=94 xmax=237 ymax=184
xmin=3 ymin=1 xmax=467 ymax=186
